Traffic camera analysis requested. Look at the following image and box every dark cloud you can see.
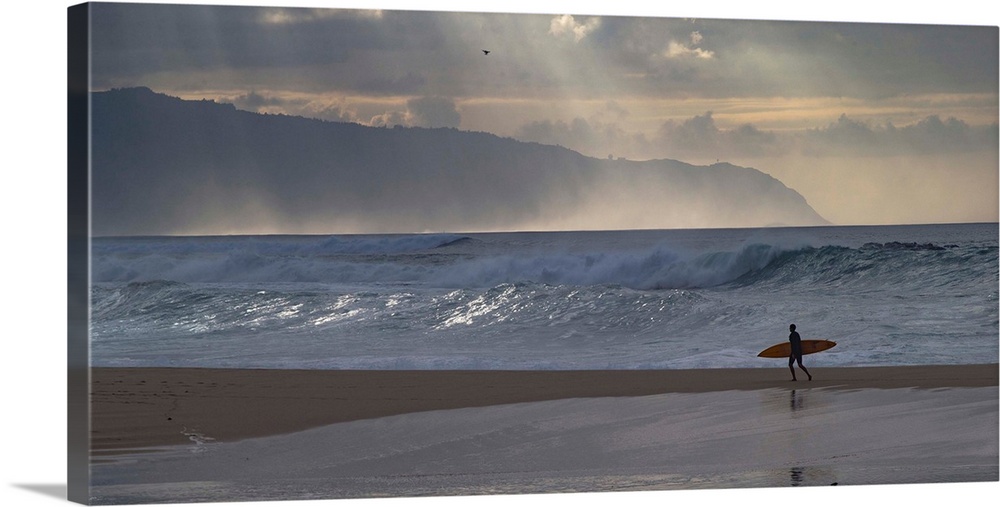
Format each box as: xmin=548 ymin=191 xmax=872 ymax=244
xmin=364 ymin=96 xmax=463 ymax=128
xmin=612 ymin=18 xmax=999 ymax=99
xmin=311 ymin=105 xmax=360 ymax=123
xmin=89 ymin=4 xmax=444 ymax=93
xmin=654 ymin=112 xmax=997 ymax=159
xmin=370 ymin=110 xmax=410 ymax=128
xmin=231 ymin=90 xmax=288 ymax=111
xmin=407 ymin=96 xmax=462 ymax=128
xmin=227 ymin=91 xmax=360 ymax=123
xmin=515 ymin=110 xmax=996 ymax=162
xmin=653 ymin=112 xmax=785 ymax=159
xmin=358 ymin=72 xmax=428 ymax=96
xmin=802 ymin=114 xmax=999 ymax=156
xmin=89 ymin=4 xmax=998 ymax=102
xmin=89 ymin=5 xmax=344 ymax=78
xmin=811 ymin=23 xmax=999 ymax=95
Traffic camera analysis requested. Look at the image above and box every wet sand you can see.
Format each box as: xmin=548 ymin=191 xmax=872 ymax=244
xmin=89 ymin=364 xmax=998 ymax=453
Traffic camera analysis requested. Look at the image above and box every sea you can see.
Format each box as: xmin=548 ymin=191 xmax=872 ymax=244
xmin=89 ymin=223 xmax=999 ymax=370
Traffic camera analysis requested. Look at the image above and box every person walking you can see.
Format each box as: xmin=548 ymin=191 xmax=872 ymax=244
xmin=788 ymin=324 xmax=812 ymax=381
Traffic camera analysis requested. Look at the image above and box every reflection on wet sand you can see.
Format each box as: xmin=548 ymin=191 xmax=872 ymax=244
xmin=790 ymin=467 xmax=804 ymax=486
xmin=90 ymin=387 xmax=996 ymax=503
xmin=791 ymin=389 xmax=803 ymax=411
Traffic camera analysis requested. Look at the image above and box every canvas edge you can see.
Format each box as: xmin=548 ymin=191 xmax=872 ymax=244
xmin=67 ymin=2 xmax=92 ymax=505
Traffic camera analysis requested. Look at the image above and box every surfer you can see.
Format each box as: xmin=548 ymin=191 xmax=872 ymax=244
xmin=788 ymin=324 xmax=812 ymax=381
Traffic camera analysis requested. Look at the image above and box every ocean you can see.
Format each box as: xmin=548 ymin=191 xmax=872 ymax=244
xmin=89 ymin=223 xmax=999 ymax=370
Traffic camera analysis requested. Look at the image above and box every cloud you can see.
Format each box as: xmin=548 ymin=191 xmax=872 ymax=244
xmin=367 ymin=96 xmax=462 ymax=129
xmin=514 ymin=107 xmax=996 ymax=164
xmin=370 ymin=110 xmax=411 ymax=128
xmin=657 ymin=113 xmax=717 ymax=155
xmin=88 ymin=4 xmax=997 ymax=107
xmin=311 ymin=105 xmax=360 ymax=123
xmin=407 ymin=96 xmax=462 ymax=128
xmin=655 ymin=112 xmax=782 ymax=159
xmin=800 ymin=114 xmax=878 ymax=155
xmin=651 ymin=111 xmax=997 ymax=161
xmin=549 ymin=14 xmax=601 ymax=42
xmin=231 ymin=90 xmax=288 ymax=111
xmin=663 ymin=31 xmax=714 ymax=59
xmin=88 ymin=4 xmax=415 ymax=92
xmin=227 ymin=90 xmax=361 ymax=123
xmin=359 ymin=72 xmax=428 ymax=96
xmin=801 ymin=114 xmax=998 ymax=156
xmin=258 ymin=7 xmax=382 ymax=25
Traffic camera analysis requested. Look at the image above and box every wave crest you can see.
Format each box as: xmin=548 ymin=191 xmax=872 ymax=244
xmin=91 ymin=235 xmax=996 ymax=293
xmin=440 ymin=243 xmax=789 ymax=289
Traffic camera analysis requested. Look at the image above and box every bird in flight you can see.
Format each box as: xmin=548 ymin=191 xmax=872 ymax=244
xmin=482 ymin=49 xmax=490 ymax=55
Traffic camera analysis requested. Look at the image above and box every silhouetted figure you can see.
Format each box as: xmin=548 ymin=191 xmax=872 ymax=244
xmin=788 ymin=324 xmax=812 ymax=381
xmin=482 ymin=49 xmax=491 ymax=55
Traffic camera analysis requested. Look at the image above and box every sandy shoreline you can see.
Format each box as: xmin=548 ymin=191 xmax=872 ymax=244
xmin=90 ymin=364 xmax=998 ymax=453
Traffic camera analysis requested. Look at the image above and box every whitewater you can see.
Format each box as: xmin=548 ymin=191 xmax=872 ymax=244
xmin=89 ymin=223 xmax=998 ymax=370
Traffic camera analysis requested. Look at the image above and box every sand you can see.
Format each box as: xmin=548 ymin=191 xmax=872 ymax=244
xmin=89 ymin=364 xmax=998 ymax=454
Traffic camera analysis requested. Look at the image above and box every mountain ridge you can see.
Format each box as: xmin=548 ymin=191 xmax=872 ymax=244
xmin=90 ymin=87 xmax=829 ymax=235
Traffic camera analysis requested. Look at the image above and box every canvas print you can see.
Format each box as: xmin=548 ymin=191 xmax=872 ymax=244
xmin=68 ymin=1 xmax=999 ymax=505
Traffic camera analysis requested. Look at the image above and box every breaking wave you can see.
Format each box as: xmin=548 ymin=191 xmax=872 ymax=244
xmin=92 ymin=234 xmax=995 ymax=293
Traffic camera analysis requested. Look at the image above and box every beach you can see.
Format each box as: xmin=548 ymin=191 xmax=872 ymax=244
xmin=91 ymin=364 xmax=998 ymax=453
xmin=87 ymin=364 xmax=999 ymax=504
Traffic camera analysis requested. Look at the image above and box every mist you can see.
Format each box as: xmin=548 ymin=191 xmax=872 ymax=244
xmin=750 ymin=153 xmax=1000 ymax=226
xmin=512 ymin=110 xmax=999 ymax=225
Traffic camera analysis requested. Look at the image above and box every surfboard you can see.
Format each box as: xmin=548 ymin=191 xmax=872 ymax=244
xmin=757 ymin=339 xmax=837 ymax=358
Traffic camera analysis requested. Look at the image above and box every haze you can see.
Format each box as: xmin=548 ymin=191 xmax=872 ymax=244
xmin=87 ymin=1 xmax=999 ymax=230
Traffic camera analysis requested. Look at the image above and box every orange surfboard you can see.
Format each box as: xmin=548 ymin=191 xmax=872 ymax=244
xmin=757 ymin=339 xmax=837 ymax=358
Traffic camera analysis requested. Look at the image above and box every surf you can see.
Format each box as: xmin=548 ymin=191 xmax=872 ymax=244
xmin=89 ymin=224 xmax=999 ymax=371
xmin=91 ymin=235 xmax=996 ymax=292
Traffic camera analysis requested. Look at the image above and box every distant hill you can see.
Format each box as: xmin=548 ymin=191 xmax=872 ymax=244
xmin=89 ymin=87 xmax=829 ymax=235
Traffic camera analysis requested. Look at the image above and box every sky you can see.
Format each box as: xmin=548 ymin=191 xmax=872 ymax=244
xmin=84 ymin=0 xmax=999 ymax=227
